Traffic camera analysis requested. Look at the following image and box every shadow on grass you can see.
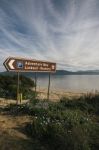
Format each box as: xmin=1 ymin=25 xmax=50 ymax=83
xmin=0 ymin=130 xmax=45 ymax=150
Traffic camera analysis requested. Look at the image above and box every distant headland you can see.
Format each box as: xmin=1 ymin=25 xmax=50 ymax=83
xmin=1 ymin=70 xmax=99 ymax=76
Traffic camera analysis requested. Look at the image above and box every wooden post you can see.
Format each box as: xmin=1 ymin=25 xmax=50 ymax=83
xmin=17 ymin=72 xmax=20 ymax=104
xmin=35 ymin=72 xmax=37 ymax=99
xmin=47 ymin=73 xmax=51 ymax=100
xmin=20 ymin=93 xmax=22 ymax=104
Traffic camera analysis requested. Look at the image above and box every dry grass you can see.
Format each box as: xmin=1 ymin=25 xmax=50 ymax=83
xmin=0 ymin=99 xmax=29 ymax=106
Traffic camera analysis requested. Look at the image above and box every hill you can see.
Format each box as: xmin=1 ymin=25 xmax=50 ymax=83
xmin=1 ymin=70 xmax=99 ymax=76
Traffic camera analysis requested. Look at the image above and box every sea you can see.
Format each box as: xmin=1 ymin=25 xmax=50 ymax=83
xmin=32 ymin=75 xmax=99 ymax=92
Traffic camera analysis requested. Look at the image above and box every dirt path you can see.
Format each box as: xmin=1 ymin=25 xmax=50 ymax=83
xmin=0 ymin=111 xmax=36 ymax=150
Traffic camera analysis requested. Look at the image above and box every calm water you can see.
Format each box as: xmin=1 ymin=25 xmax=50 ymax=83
xmin=33 ymin=75 xmax=99 ymax=92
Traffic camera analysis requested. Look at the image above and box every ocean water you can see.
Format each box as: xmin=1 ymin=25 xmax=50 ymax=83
xmin=32 ymin=75 xmax=99 ymax=92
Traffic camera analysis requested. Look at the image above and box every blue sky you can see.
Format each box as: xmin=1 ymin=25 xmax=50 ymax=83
xmin=0 ymin=0 xmax=99 ymax=71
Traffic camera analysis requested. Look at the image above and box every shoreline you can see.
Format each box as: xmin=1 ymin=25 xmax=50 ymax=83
xmin=36 ymin=88 xmax=99 ymax=101
xmin=0 ymin=89 xmax=99 ymax=104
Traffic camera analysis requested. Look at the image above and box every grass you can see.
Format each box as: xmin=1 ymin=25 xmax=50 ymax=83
xmin=0 ymin=93 xmax=99 ymax=150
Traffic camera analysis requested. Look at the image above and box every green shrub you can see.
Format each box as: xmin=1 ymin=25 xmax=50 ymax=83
xmin=2 ymin=92 xmax=98 ymax=150
xmin=60 ymin=93 xmax=99 ymax=115
xmin=0 ymin=75 xmax=35 ymax=99
xmin=26 ymin=109 xmax=92 ymax=150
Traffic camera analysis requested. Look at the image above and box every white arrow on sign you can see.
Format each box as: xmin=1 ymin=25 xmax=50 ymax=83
xmin=8 ymin=59 xmax=15 ymax=69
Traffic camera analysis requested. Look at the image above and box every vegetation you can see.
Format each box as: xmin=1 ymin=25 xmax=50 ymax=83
xmin=0 ymin=75 xmax=35 ymax=99
xmin=2 ymin=94 xmax=98 ymax=150
xmin=0 ymin=75 xmax=99 ymax=150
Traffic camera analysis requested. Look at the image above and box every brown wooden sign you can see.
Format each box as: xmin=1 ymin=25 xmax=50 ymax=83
xmin=3 ymin=57 xmax=56 ymax=72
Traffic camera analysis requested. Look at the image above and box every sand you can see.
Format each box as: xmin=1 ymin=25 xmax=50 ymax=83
xmin=36 ymin=88 xmax=87 ymax=102
xmin=0 ymin=88 xmax=98 ymax=105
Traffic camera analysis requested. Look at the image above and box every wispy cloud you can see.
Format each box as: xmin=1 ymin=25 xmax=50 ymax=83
xmin=0 ymin=0 xmax=99 ymax=71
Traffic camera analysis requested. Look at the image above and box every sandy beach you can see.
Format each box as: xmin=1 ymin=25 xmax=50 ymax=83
xmin=0 ymin=88 xmax=98 ymax=105
xmin=36 ymin=88 xmax=88 ymax=102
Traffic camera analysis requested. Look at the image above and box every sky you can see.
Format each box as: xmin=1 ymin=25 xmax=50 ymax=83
xmin=0 ymin=0 xmax=99 ymax=71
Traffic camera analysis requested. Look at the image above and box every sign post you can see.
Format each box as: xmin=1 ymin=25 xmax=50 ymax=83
xmin=17 ymin=72 xmax=20 ymax=104
xmin=3 ymin=57 xmax=56 ymax=72
xmin=47 ymin=73 xmax=51 ymax=100
xmin=34 ymin=72 xmax=37 ymax=99
xmin=3 ymin=57 xmax=56 ymax=102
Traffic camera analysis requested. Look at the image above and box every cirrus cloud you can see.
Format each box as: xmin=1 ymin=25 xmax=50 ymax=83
xmin=0 ymin=0 xmax=99 ymax=71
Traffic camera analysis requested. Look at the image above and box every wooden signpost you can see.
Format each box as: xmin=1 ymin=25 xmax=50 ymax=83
xmin=3 ymin=57 xmax=56 ymax=103
xmin=3 ymin=57 xmax=56 ymax=72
